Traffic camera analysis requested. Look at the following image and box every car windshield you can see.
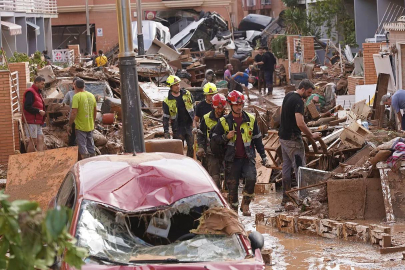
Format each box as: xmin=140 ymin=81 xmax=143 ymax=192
xmin=76 ymin=192 xmax=246 ymax=265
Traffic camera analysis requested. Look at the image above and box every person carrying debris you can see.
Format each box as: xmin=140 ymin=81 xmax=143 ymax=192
xmin=23 ymin=76 xmax=46 ymax=152
xmin=95 ymin=50 xmax=108 ymax=68
xmin=66 ymin=79 xmax=97 ymax=159
xmin=224 ymin=64 xmax=233 ymax=82
xmin=254 ymin=47 xmax=265 ymax=93
xmin=211 ymin=90 xmax=268 ymax=216
xmin=63 ymin=77 xmax=79 ymax=146
xmin=381 ymin=92 xmax=405 ymax=130
xmin=279 ymin=79 xmax=321 ymax=206
xmin=262 ymin=47 xmax=277 ymax=95
xmin=163 ymin=75 xmax=195 ymax=158
xmin=197 ymin=93 xmax=227 ymax=188
xmin=229 ymin=72 xmax=256 ymax=101
xmin=201 ymin=69 xmax=216 ymax=87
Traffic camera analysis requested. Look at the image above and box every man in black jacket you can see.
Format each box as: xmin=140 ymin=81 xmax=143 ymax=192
xmin=211 ymin=90 xmax=268 ymax=216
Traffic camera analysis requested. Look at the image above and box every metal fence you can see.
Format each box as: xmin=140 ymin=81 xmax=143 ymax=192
xmin=0 ymin=0 xmax=57 ymax=14
xmin=52 ymin=49 xmax=74 ymax=66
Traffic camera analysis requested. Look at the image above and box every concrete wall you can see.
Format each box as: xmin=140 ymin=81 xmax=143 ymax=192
xmin=27 ymin=18 xmax=37 ymax=55
xmin=15 ymin=17 xmax=28 ymax=54
xmin=354 ymin=0 xmax=378 ymax=49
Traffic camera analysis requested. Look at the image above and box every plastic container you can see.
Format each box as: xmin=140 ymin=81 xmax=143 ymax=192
xmin=102 ymin=113 xmax=114 ymax=125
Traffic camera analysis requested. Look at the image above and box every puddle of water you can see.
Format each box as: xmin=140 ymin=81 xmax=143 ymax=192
xmin=238 ymin=191 xmax=405 ymax=270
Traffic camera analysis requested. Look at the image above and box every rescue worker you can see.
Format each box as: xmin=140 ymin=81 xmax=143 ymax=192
xmin=193 ymin=82 xmax=218 ymax=131
xmin=201 ymin=69 xmax=216 ymax=87
xmin=163 ymin=75 xmax=195 ymax=158
xmin=211 ymin=90 xmax=268 ymax=216
xmin=197 ymin=93 xmax=227 ymax=188
xmin=95 ymin=50 xmax=108 ymax=68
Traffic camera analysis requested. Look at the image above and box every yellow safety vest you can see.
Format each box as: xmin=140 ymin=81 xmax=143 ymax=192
xmin=203 ymin=112 xmax=218 ymax=139
xmin=163 ymin=90 xmax=194 ymax=120
xmin=219 ymin=112 xmax=256 ymax=148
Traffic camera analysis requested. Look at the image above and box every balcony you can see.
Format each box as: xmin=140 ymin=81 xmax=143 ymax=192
xmin=246 ymin=0 xmax=255 ymax=7
xmin=0 ymin=0 xmax=57 ymax=14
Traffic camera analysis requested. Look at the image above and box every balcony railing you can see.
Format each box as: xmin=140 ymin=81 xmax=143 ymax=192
xmin=0 ymin=0 xmax=57 ymax=14
xmin=261 ymin=0 xmax=271 ymax=4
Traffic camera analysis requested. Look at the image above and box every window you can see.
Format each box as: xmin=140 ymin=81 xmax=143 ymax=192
xmin=56 ymin=172 xmax=76 ymax=209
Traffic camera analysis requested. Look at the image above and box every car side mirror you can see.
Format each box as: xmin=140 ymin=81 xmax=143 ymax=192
xmin=248 ymin=231 xmax=264 ymax=251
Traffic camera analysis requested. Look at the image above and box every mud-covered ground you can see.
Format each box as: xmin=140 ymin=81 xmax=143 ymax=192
xmin=238 ymin=190 xmax=405 ymax=270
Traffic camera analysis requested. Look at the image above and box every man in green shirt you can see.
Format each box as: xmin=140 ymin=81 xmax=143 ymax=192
xmin=67 ymin=79 xmax=97 ymax=159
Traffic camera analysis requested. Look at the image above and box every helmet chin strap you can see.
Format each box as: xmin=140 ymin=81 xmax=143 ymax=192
xmin=231 ymin=104 xmax=242 ymax=117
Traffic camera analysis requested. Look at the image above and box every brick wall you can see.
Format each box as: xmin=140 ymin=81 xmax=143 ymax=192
xmin=363 ymin=43 xmax=382 ymax=85
xmin=348 ymin=76 xmax=365 ymax=95
xmin=0 ymin=71 xmax=15 ymax=165
xmin=68 ymin=45 xmax=80 ymax=64
xmin=8 ymin=62 xmax=30 ymax=107
xmin=287 ymin=35 xmax=299 ymax=65
xmin=301 ymin=36 xmax=315 ymax=63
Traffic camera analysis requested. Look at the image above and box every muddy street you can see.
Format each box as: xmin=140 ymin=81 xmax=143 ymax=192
xmin=238 ymin=190 xmax=405 ymax=269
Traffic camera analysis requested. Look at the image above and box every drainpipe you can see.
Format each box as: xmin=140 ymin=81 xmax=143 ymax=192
xmin=86 ymin=0 xmax=91 ymax=54
xmin=136 ymin=0 xmax=145 ymax=55
xmin=116 ymin=0 xmax=145 ymax=153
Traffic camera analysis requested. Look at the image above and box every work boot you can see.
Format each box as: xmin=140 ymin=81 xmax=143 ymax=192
xmin=240 ymin=196 xmax=252 ymax=216
xmin=267 ymin=84 xmax=273 ymax=95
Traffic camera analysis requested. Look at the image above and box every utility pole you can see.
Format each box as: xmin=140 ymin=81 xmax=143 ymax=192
xmin=136 ymin=0 xmax=145 ymax=55
xmin=85 ymin=0 xmax=91 ymax=55
xmin=116 ymin=0 xmax=145 ymax=153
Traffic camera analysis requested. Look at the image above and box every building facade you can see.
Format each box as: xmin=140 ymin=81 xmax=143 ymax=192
xmin=242 ymin=0 xmax=286 ymax=19
xmin=0 ymin=0 xmax=57 ymax=57
xmin=53 ymin=0 xmax=246 ymax=54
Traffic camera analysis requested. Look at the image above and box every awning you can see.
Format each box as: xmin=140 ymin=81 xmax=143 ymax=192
xmin=1 ymin=21 xmax=22 ymax=36
xmin=27 ymin=21 xmax=40 ymax=36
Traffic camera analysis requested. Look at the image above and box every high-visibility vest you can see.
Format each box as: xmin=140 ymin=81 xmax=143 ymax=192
xmin=203 ymin=112 xmax=218 ymax=140
xmin=163 ymin=90 xmax=194 ymax=120
xmin=219 ymin=112 xmax=256 ymax=146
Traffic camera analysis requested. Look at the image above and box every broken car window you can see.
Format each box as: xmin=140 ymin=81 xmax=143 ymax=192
xmin=76 ymin=192 xmax=246 ymax=265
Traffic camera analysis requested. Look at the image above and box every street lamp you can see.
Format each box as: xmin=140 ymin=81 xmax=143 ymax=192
xmin=116 ymin=0 xmax=145 ymax=153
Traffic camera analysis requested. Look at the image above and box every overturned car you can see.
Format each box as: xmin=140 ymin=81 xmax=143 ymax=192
xmin=171 ymin=12 xmax=232 ymax=51
xmin=51 ymin=153 xmax=265 ymax=269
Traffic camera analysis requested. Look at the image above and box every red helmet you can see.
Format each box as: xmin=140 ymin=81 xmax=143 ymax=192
xmin=212 ymin=93 xmax=227 ymax=109
xmin=227 ymin=90 xmax=245 ymax=105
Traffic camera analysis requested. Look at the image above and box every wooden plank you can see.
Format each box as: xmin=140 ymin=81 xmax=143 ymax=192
xmin=6 ymin=147 xmax=78 ymax=211
xmin=372 ymin=73 xmax=389 ymax=125
xmin=380 ymin=245 xmax=405 ymax=254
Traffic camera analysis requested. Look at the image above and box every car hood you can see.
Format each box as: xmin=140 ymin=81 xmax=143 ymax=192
xmin=78 ymin=258 xmax=264 ymax=269
xmin=75 ymin=153 xmax=217 ymax=212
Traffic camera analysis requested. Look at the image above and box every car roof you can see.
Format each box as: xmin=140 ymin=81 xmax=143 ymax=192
xmin=72 ymin=152 xmax=218 ymax=212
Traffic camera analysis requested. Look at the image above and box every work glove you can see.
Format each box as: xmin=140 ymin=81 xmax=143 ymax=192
xmin=164 ymin=132 xmax=171 ymax=139
xmin=192 ymin=127 xmax=198 ymax=134
xmin=261 ymin=157 xmax=269 ymax=167
xmin=197 ymin=148 xmax=206 ymax=157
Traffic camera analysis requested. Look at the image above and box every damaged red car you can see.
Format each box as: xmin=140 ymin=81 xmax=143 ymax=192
xmin=52 ymin=152 xmax=265 ymax=269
